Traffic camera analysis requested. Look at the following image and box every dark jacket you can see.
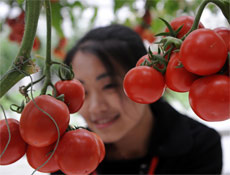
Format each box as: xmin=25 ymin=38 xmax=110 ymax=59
xmin=52 ymin=99 xmax=223 ymax=174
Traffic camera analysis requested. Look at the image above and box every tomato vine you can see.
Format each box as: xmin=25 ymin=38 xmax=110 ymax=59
xmin=0 ymin=0 xmax=43 ymax=98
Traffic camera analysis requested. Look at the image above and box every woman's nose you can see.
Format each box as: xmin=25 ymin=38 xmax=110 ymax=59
xmin=88 ymin=93 xmax=109 ymax=114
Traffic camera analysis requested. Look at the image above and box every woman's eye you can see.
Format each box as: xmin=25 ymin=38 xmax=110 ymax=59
xmin=103 ymin=83 xmax=117 ymax=90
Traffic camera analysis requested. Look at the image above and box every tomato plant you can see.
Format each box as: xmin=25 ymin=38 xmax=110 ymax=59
xmin=54 ymin=129 xmax=100 ymax=175
xmin=180 ymin=28 xmax=228 ymax=75
xmin=6 ymin=11 xmax=40 ymax=51
xmin=165 ymin=52 xmax=199 ymax=92
xmin=19 ymin=95 xmax=70 ymax=147
xmin=26 ymin=143 xmax=60 ymax=173
xmin=0 ymin=118 xmax=27 ymax=165
xmin=53 ymin=37 xmax=68 ymax=60
xmin=141 ymin=29 xmax=156 ymax=43
xmin=0 ymin=0 xmax=230 ymax=174
xmin=189 ymin=75 xmax=230 ymax=121
xmin=92 ymin=132 xmax=105 ymax=163
xmin=55 ymin=79 xmax=85 ymax=113
xmin=136 ymin=54 xmax=151 ymax=66
xmin=214 ymin=27 xmax=230 ymax=51
xmin=136 ymin=52 xmax=167 ymax=71
xmin=165 ymin=16 xmax=204 ymax=38
xmin=123 ymin=66 xmax=165 ymax=104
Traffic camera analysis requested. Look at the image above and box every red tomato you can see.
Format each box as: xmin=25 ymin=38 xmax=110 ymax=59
xmin=54 ymin=129 xmax=100 ymax=175
xmin=123 ymin=66 xmax=165 ymax=104
xmin=26 ymin=144 xmax=59 ymax=173
xmin=165 ymin=52 xmax=199 ymax=92
xmin=133 ymin=26 xmax=155 ymax=43
xmin=180 ymin=29 xmax=228 ymax=76
xmin=55 ymin=79 xmax=85 ymax=113
xmin=136 ymin=54 xmax=151 ymax=66
xmin=189 ymin=75 xmax=230 ymax=121
xmin=20 ymin=95 xmax=70 ymax=147
xmin=136 ymin=53 xmax=166 ymax=70
xmin=7 ymin=11 xmax=25 ymax=44
xmin=92 ymin=132 xmax=105 ymax=163
xmin=134 ymin=25 xmax=144 ymax=35
xmin=59 ymin=37 xmax=67 ymax=48
xmin=33 ymin=36 xmax=41 ymax=51
xmin=143 ymin=10 xmax=152 ymax=25
xmin=165 ymin=16 xmax=204 ymax=38
xmin=0 ymin=118 xmax=27 ymax=165
xmin=141 ymin=29 xmax=155 ymax=43
xmin=53 ymin=47 xmax=66 ymax=60
xmin=214 ymin=27 xmax=230 ymax=51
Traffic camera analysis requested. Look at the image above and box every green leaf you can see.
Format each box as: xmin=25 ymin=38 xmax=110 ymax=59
xmin=17 ymin=0 xmax=25 ymax=5
xmin=155 ymin=32 xmax=171 ymax=37
xmin=68 ymin=9 xmax=76 ymax=29
xmin=51 ymin=2 xmax=64 ymax=37
xmin=113 ymin=0 xmax=127 ymax=13
xmin=159 ymin=17 xmax=176 ymax=36
xmin=164 ymin=0 xmax=179 ymax=15
xmin=70 ymin=1 xmax=84 ymax=9
xmin=146 ymin=0 xmax=160 ymax=9
xmin=150 ymin=18 xmax=166 ymax=34
xmin=90 ymin=7 xmax=98 ymax=24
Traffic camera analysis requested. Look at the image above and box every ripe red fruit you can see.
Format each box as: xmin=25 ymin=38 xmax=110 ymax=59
xmin=0 ymin=118 xmax=27 ymax=165
xmin=55 ymin=129 xmax=101 ymax=175
xmin=55 ymin=79 xmax=85 ymax=113
xmin=20 ymin=95 xmax=70 ymax=147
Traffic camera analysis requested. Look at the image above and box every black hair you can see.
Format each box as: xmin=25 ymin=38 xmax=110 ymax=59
xmin=64 ymin=24 xmax=147 ymax=75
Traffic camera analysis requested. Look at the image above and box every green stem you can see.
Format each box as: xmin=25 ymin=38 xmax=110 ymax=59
xmin=0 ymin=0 xmax=43 ymax=99
xmin=24 ymin=75 xmax=46 ymax=93
xmin=182 ymin=0 xmax=229 ymax=40
xmin=41 ymin=0 xmax=53 ymax=95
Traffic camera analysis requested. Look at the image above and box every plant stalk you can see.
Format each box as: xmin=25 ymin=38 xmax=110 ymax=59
xmin=41 ymin=0 xmax=53 ymax=95
xmin=0 ymin=0 xmax=43 ymax=98
xmin=182 ymin=0 xmax=229 ymax=40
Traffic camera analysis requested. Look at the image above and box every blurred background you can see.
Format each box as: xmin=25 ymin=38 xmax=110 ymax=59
xmin=0 ymin=0 xmax=229 ymax=174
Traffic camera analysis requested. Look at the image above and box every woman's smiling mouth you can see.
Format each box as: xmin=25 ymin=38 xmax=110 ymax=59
xmin=93 ymin=114 xmax=120 ymax=129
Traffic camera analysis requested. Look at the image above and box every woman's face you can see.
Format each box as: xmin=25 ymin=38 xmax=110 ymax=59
xmin=72 ymin=51 xmax=148 ymax=143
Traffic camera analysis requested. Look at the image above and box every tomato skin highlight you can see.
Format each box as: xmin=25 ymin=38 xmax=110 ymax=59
xmin=189 ymin=75 xmax=230 ymax=121
xmin=123 ymin=66 xmax=165 ymax=104
xmin=165 ymin=52 xmax=199 ymax=92
xmin=180 ymin=28 xmax=228 ymax=76
xmin=26 ymin=144 xmax=60 ymax=173
xmin=0 ymin=118 xmax=27 ymax=165
xmin=54 ymin=129 xmax=100 ymax=175
xmin=55 ymin=79 xmax=85 ymax=113
xmin=165 ymin=16 xmax=204 ymax=39
xmin=20 ymin=95 xmax=70 ymax=147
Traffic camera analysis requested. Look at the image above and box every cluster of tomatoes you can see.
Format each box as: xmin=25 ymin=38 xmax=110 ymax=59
xmin=124 ymin=16 xmax=230 ymax=122
xmin=6 ymin=11 xmax=41 ymax=51
xmin=0 ymin=79 xmax=105 ymax=174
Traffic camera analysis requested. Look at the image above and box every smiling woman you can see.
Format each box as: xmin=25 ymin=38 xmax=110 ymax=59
xmin=51 ymin=24 xmax=223 ymax=175
xmin=72 ymin=50 xmax=153 ymax=145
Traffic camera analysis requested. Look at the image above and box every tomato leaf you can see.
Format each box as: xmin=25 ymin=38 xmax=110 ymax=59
xmin=90 ymin=7 xmax=98 ymax=24
xmin=159 ymin=17 xmax=176 ymax=36
xmin=17 ymin=0 xmax=25 ymax=5
xmin=51 ymin=2 xmax=64 ymax=37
